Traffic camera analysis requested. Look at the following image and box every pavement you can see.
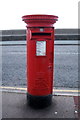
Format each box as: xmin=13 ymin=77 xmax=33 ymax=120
xmin=1 ymin=87 xmax=80 ymax=119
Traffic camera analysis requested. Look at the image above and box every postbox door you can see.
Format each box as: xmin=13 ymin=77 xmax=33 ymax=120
xmin=27 ymin=28 xmax=54 ymax=96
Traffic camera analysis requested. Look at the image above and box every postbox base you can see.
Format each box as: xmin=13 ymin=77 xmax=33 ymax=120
xmin=27 ymin=93 xmax=52 ymax=108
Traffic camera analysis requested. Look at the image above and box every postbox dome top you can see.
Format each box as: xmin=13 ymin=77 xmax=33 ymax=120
xmin=22 ymin=14 xmax=58 ymax=27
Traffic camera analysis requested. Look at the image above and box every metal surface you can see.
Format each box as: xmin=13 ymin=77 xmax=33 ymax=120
xmin=22 ymin=15 xmax=58 ymax=96
xmin=22 ymin=14 xmax=58 ymax=27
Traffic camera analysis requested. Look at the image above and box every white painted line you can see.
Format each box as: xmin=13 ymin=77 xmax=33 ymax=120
xmin=3 ymin=52 xmax=26 ymax=55
xmin=55 ymin=52 xmax=78 ymax=55
xmin=0 ymin=40 xmax=79 ymax=45
xmin=2 ymin=52 xmax=79 ymax=55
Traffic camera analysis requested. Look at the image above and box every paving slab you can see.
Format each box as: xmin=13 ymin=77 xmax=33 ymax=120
xmin=2 ymin=91 xmax=76 ymax=119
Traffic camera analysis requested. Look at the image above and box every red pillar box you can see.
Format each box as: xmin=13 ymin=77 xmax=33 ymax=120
xmin=22 ymin=14 xmax=58 ymax=108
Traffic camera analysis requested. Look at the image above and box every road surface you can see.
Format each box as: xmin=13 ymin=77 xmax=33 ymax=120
xmin=1 ymin=43 xmax=78 ymax=88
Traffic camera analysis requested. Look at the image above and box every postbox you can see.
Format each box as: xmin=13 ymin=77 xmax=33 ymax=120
xmin=22 ymin=15 xmax=58 ymax=108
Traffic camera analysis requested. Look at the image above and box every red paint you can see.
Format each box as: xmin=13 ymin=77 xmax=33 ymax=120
xmin=22 ymin=14 xmax=58 ymax=27
xmin=22 ymin=15 xmax=58 ymax=96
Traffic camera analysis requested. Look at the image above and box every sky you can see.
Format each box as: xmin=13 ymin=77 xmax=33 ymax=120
xmin=0 ymin=0 xmax=79 ymax=30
